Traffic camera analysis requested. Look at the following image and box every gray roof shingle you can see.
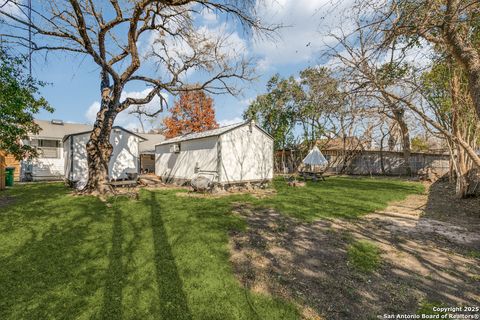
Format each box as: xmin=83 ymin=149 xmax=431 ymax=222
xmin=33 ymin=119 xmax=92 ymax=140
xmin=157 ymin=122 xmax=246 ymax=146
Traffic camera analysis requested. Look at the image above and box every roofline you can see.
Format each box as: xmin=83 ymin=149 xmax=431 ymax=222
xmin=62 ymin=126 xmax=147 ymax=142
xmin=154 ymin=121 xmax=273 ymax=148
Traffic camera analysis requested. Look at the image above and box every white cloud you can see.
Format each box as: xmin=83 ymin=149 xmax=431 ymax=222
xmin=85 ymin=101 xmax=101 ymax=123
xmin=85 ymin=89 xmax=169 ymax=132
xmin=201 ymin=7 xmax=218 ymax=24
xmin=239 ymin=97 xmax=254 ymax=107
xmin=219 ymin=116 xmax=243 ymax=127
xmin=0 ymin=0 xmax=23 ymax=17
xmin=253 ymin=0 xmax=355 ymax=65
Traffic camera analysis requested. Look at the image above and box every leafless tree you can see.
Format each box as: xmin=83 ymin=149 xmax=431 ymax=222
xmin=358 ymin=0 xmax=480 ymax=120
xmin=0 ymin=0 xmax=274 ymax=194
xmin=326 ymin=20 xmax=416 ymax=175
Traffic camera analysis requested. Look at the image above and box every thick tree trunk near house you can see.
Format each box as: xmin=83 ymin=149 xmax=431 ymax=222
xmin=82 ymin=98 xmax=117 ymax=195
xmin=466 ymin=69 xmax=480 ymax=120
xmin=452 ymin=144 xmax=470 ymax=198
xmin=445 ymin=31 xmax=480 ymax=120
xmin=392 ymin=109 xmax=412 ymax=176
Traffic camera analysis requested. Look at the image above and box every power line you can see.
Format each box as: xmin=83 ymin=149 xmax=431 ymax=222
xmin=28 ymin=0 xmax=32 ymax=77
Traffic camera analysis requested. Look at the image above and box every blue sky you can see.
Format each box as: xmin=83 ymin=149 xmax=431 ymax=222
xmin=7 ymin=0 xmax=353 ymax=131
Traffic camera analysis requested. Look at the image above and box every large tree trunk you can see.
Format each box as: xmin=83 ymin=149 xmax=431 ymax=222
xmin=450 ymin=71 xmax=476 ymax=198
xmin=83 ymin=97 xmax=117 ymax=195
xmin=444 ymin=14 xmax=480 ymax=120
xmin=392 ymin=108 xmax=412 ymax=176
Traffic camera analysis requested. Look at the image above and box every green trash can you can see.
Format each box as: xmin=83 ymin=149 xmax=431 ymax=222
xmin=5 ymin=167 xmax=14 ymax=187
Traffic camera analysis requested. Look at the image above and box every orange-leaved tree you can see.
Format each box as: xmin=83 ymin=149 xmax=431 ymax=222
xmin=163 ymin=91 xmax=219 ymax=138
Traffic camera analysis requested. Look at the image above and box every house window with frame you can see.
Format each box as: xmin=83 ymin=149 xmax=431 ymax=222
xmin=32 ymin=139 xmax=61 ymax=158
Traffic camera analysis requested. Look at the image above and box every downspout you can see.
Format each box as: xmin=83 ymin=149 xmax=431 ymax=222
xmin=70 ymin=136 xmax=74 ymax=181
xmin=217 ymin=138 xmax=222 ymax=184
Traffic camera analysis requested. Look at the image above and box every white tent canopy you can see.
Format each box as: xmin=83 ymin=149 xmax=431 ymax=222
xmin=303 ymin=146 xmax=328 ymax=166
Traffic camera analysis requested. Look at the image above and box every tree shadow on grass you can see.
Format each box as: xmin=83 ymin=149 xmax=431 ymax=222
xmin=101 ymin=207 xmax=125 ymax=320
xmin=0 ymin=200 xmax=109 ymax=320
xmin=146 ymin=191 xmax=192 ymax=320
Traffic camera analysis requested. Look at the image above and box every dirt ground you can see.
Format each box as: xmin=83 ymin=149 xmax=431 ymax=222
xmin=229 ymin=180 xmax=480 ymax=320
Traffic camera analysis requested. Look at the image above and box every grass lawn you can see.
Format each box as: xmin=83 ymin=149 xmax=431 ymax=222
xmin=347 ymin=240 xmax=381 ymax=273
xmin=256 ymin=177 xmax=424 ymax=221
xmin=0 ymin=177 xmax=423 ymax=319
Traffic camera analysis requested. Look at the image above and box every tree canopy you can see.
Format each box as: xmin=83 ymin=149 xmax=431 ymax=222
xmin=0 ymin=49 xmax=52 ymax=160
xmin=163 ymin=90 xmax=218 ymax=139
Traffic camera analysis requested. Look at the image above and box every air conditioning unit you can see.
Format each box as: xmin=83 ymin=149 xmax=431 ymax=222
xmin=170 ymin=144 xmax=180 ymax=153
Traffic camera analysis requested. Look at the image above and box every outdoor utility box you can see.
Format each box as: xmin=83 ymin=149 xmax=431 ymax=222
xmin=5 ymin=167 xmax=15 ymax=187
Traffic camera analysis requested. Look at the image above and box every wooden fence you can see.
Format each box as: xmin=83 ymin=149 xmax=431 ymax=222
xmin=0 ymin=153 xmax=5 ymax=190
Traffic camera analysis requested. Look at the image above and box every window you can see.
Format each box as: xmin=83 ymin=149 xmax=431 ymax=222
xmin=33 ymin=139 xmax=61 ymax=158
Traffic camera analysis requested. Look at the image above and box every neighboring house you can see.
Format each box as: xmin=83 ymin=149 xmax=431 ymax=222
xmin=22 ymin=120 xmax=92 ymax=181
xmin=138 ymin=133 xmax=165 ymax=173
xmin=63 ymin=126 xmax=146 ymax=189
xmin=155 ymin=121 xmax=274 ymax=185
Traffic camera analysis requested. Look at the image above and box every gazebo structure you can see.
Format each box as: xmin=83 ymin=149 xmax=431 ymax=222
xmin=303 ymin=146 xmax=328 ymax=170
xmin=300 ymin=146 xmax=328 ymax=181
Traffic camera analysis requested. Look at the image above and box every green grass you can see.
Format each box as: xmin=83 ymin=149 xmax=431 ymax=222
xmin=417 ymin=300 xmax=449 ymax=317
xmin=0 ymin=177 xmax=423 ymax=319
xmin=256 ymin=177 xmax=424 ymax=221
xmin=347 ymin=240 xmax=381 ymax=273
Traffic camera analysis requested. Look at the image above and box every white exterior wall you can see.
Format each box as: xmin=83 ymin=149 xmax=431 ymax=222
xmin=65 ymin=129 xmax=141 ymax=189
xmin=155 ymin=137 xmax=217 ymax=181
xmin=29 ymin=156 xmax=65 ymax=181
xmin=219 ymin=125 xmax=273 ymax=183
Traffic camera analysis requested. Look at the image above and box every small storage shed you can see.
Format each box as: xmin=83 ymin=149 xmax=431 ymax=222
xmin=63 ymin=126 xmax=146 ymax=189
xmin=155 ymin=121 xmax=274 ymax=185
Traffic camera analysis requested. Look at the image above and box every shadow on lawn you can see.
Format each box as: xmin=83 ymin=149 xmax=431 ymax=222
xmin=146 ymin=191 xmax=192 ymax=320
xmin=230 ymin=202 xmax=480 ymax=320
xmin=101 ymin=207 xmax=125 ymax=320
xmin=100 ymin=192 xmax=192 ymax=320
xmin=0 ymin=197 xmax=109 ymax=320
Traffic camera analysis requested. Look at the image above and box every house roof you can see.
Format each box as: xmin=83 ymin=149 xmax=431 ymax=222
xmin=33 ymin=119 xmax=92 ymax=140
xmin=62 ymin=126 xmax=147 ymax=142
xmin=157 ymin=121 xmax=246 ymax=146
xmin=156 ymin=121 xmax=274 ymax=146
xmin=138 ymin=133 xmax=165 ymax=154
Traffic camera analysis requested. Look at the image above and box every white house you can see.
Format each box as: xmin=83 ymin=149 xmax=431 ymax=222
xmin=22 ymin=119 xmax=92 ymax=181
xmin=155 ymin=121 xmax=274 ymax=186
xmin=63 ymin=126 xmax=146 ymax=189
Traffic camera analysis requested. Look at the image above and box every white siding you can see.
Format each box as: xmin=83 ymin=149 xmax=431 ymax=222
xmin=219 ymin=125 xmax=273 ymax=183
xmin=65 ymin=129 xmax=141 ymax=189
xmin=29 ymin=139 xmax=65 ymax=181
xmin=155 ymin=137 xmax=217 ymax=180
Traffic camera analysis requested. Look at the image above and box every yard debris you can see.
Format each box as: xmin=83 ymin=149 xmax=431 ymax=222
xmin=287 ymin=180 xmax=306 ymax=187
xmin=417 ymin=167 xmax=441 ymax=182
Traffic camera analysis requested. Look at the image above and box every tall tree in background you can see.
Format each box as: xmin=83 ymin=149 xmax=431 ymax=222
xmin=0 ymin=49 xmax=52 ymax=159
xmin=0 ymin=0 xmax=272 ymax=194
xmin=244 ymin=75 xmax=297 ymax=172
xmin=355 ymin=0 xmax=480 ymax=120
xmin=421 ymin=58 xmax=480 ymax=197
xmin=163 ymin=90 xmax=218 ymax=139
xmin=333 ymin=4 xmax=480 ymax=195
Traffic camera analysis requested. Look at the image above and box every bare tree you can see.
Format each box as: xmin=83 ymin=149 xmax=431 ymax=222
xmin=0 ymin=0 xmax=273 ymax=194
xmin=327 ymin=21 xmax=415 ymax=175
xmin=326 ymin=8 xmax=480 ymax=189
xmin=358 ymin=0 xmax=480 ymax=120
